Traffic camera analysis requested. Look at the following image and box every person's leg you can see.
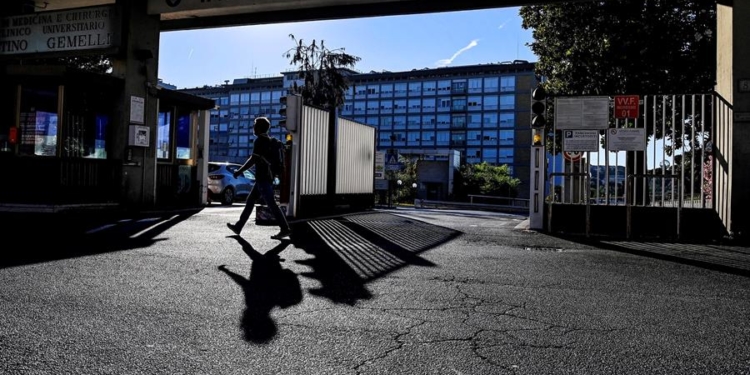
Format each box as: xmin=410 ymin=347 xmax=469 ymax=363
xmin=257 ymin=182 xmax=291 ymax=237
xmin=228 ymin=185 xmax=259 ymax=234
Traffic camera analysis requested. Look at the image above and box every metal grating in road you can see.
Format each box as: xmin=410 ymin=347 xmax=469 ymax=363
xmin=343 ymin=212 xmax=460 ymax=253
xmin=308 ymin=219 xmax=406 ymax=280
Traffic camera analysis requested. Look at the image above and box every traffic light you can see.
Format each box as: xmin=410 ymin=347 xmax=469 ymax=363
xmin=532 ymin=130 xmax=543 ymax=146
xmin=530 ymin=85 xmax=547 ymax=128
xmin=279 ymin=94 xmax=302 ymax=131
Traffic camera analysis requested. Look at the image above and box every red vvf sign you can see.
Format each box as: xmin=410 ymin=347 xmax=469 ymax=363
xmin=614 ymin=95 xmax=640 ymax=119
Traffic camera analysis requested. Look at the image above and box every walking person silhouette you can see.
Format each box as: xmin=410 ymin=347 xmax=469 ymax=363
xmin=226 ymin=117 xmax=292 ymax=240
xmin=218 ymin=238 xmax=301 ymax=343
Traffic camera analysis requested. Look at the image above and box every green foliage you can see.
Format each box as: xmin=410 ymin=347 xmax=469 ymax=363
xmin=520 ymin=1 xmax=715 ymax=97
xmin=283 ymin=34 xmax=361 ymax=111
xmin=392 ymin=157 xmax=417 ymax=203
xmin=455 ymin=162 xmax=520 ymax=200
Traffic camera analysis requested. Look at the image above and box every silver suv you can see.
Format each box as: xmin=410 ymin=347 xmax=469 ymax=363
xmin=207 ymin=162 xmax=255 ymax=205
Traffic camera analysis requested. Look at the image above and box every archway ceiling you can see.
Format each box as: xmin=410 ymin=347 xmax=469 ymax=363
xmin=19 ymin=0 xmax=571 ymax=31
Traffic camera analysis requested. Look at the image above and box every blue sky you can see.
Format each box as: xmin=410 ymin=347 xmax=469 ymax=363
xmin=157 ymin=7 xmax=536 ymax=89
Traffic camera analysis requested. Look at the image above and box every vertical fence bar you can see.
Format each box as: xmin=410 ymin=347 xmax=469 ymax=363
xmin=690 ymin=94 xmax=696 ymax=207
xmin=665 ymin=95 xmax=677 ymax=203
xmin=638 ymin=107 xmax=645 ymax=206
xmin=681 ymin=95 xmax=686 ymax=208
xmin=605 ymin=127 xmax=610 ymax=204
xmin=649 ymin=95 xmax=655 ymax=206
xmin=614 ymin=118 xmax=620 ymax=205
xmin=661 ymin=95 xmax=667 ymax=206
xmin=700 ymin=94 xmax=706 ymax=208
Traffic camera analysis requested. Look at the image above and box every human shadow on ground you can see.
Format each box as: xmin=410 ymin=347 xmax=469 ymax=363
xmin=288 ymin=211 xmax=461 ymax=306
xmin=0 ymin=209 xmax=202 ymax=268
xmin=219 ymin=236 xmax=301 ymax=344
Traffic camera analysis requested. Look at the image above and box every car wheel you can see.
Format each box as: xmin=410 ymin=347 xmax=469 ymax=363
xmin=221 ymin=187 xmax=235 ymax=205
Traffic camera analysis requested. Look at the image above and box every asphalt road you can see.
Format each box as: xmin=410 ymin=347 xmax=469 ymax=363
xmin=1 ymin=206 xmax=749 ymax=374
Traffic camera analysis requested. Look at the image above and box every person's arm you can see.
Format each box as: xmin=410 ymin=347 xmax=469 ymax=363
xmin=233 ymin=137 xmax=261 ymax=178
xmin=233 ymin=155 xmax=256 ymax=178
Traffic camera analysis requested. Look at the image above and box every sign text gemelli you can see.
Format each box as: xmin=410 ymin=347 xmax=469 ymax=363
xmin=0 ymin=5 xmax=119 ymax=55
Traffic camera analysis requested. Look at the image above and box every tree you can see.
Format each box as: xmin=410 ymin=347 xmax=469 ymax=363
xmin=454 ymin=162 xmax=521 ymax=200
xmin=393 ymin=157 xmax=418 ymax=203
xmin=520 ymin=1 xmax=715 ymax=97
xmin=283 ymin=34 xmax=361 ymax=111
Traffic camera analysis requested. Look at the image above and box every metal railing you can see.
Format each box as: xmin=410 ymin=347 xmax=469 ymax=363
xmin=415 ymin=196 xmax=529 ymax=213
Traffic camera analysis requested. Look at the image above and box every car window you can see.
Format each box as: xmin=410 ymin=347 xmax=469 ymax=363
xmin=208 ymin=164 xmax=222 ymax=173
xmin=226 ymin=165 xmax=238 ymax=173
xmin=243 ymin=170 xmax=255 ymax=180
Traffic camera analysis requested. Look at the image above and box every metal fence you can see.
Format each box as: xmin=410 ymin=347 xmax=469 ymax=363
xmin=545 ymin=93 xmax=716 ymax=239
xmin=548 ymin=93 xmax=713 ymax=209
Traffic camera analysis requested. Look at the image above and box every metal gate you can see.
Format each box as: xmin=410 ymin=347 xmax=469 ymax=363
xmin=544 ymin=93 xmax=724 ymax=240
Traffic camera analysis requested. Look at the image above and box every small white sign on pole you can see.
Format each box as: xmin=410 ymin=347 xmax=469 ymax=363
xmin=607 ymin=128 xmax=647 ymax=151
xmin=375 ymin=151 xmax=385 ymax=179
xmin=563 ymin=130 xmax=599 ymax=152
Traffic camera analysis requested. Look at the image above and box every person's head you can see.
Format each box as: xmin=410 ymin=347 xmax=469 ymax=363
xmin=253 ymin=117 xmax=271 ymax=135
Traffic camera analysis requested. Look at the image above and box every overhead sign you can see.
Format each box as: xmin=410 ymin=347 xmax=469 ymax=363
xmin=563 ymin=130 xmax=599 ymax=152
xmin=607 ymin=128 xmax=646 ymax=152
xmin=614 ymin=95 xmax=640 ymax=119
xmin=0 ymin=5 xmax=121 ymax=56
xmin=554 ymin=96 xmax=610 ymax=130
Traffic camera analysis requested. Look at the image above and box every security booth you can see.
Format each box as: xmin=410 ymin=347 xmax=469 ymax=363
xmin=0 ymin=64 xmax=213 ymax=208
xmin=0 ymin=65 xmax=123 ymax=205
xmin=152 ymin=88 xmax=214 ymax=207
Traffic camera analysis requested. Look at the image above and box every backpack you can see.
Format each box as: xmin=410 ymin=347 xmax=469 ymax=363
xmin=260 ymin=137 xmax=285 ymax=177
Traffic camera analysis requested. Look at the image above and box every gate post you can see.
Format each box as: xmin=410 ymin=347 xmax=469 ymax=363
xmin=529 ymin=144 xmax=546 ymax=230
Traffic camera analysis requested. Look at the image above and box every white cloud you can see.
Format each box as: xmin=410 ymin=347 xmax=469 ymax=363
xmin=435 ymin=39 xmax=479 ymax=67
xmin=498 ymin=20 xmax=509 ymax=29
xmin=188 ymin=48 xmax=194 ymax=59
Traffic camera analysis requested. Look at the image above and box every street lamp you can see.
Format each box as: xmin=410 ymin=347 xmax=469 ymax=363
xmin=412 ymin=182 xmax=417 ymax=189
xmin=395 ymin=180 xmax=402 ymax=208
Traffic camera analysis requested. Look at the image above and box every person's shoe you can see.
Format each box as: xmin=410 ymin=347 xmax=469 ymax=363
xmin=226 ymin=223 xmax=241 ymax=235
xmin=270 ymin=229 xmax=291 ymax=240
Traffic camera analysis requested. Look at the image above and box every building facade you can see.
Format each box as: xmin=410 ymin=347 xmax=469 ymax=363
xmin=179 ymin=61 xmax=538 ymax=197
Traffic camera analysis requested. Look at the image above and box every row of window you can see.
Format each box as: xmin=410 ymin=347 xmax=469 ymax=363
xmin=379 ymin=130 xmax=515 ymax=144
xmin=213 ymin=76 xmax=518 ymax=107
xmin=353 ymin=113 xmax=516 ymax=129
xmin=340 ymin=94 xmax=516 ymax=114
xmin=225 ymin=91 xmax=284 ymax=106
xmin=210 ymin=129 xmax=515 ymax=151
xmin=209 ymin=106 xmax=282 ymax=120
xmin=347 ymin=76 xmax=517 ymax=98
xmin=209 ymin=113 xmax=519 ymax=134
xmin=208 ymin=144 xmax=515 ymax=163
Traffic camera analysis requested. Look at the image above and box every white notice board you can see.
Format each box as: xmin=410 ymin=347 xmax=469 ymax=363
xmin=607 ymin=128 xmax=647 ymax=151
xmin=555 ymin=96 xmax=610 ymax=130
xmin=375 ymin=151 xmax=385 ymax=179
xmin=563 ymin=130 xmax=599 ymax=152
xmin=130 ymin=96 xmax=145 ymax=124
